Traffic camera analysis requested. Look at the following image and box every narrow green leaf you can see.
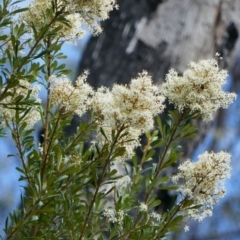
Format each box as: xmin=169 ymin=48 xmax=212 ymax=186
xmin=158 ymin=185 xmax=178 ymax=190
xmin=144 ymin=149 xmax=155 ymax=162
xmin=54 ymin=175 xmax=68 ymax=184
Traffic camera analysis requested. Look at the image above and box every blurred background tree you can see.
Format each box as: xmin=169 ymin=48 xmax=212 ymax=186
xmin=76 ymin=0 xmax=240 ymax=157
xmin=75 ymin=0 xmax=240 ymax=239
xmin=1 ymin=0 xmax=240 ymax=239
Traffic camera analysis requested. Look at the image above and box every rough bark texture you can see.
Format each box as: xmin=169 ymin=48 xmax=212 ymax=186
xmin=77 ymin=0 xmax=240 ymax=86
xmin=76 ymin=0 xmax=240 ymax=157
xmin=75 ymin=0 xmax=240 ymax=216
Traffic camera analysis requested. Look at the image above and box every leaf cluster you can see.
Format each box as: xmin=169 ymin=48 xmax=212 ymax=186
xmin=0 ymin=1 xmax=218 ymax=240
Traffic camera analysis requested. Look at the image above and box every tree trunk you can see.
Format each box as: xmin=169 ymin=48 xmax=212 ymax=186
xmin=77 ymin=0 xmax=240 ymax=86
xmin=76 ymin=0 xmax=240 ymax=158
xmin=76 ymin=0 xmax=240 ymax=235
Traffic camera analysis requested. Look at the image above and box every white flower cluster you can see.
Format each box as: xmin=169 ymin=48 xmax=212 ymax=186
xmin=66 ymin=0 xmax=118 ymax=35
xmin=0 ymin=80 xmax=41 ymax=129
xmin=21 ymin=0 xmax=117 ymax=43
xmin=21 ymin=0 xmax=84 ymax=44
xmin=114 ymin=175 xmax=131 ymax=192
xmin=139 ymin=202 xmax=148 ymax=212
xmin=91 ymin=71 xmax=165 ymax=160
xmin=150 ymin=211 xmax=161 ymax=222
xmin=102 ymin=208 xmax=124 ymax=225
xmin=50 ymin=72 xmax=93 ymax=116
xmin=161 ymin=58 xmax=236 ymax=121
xmin=172 ymin=151 xmax=231 ymax=221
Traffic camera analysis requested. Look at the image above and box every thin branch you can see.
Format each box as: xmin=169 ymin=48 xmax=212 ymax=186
xmin=78 ymin=125 xmax=126 ymax=240
xmin=125 ymin=111 xmax=189 ymax=239
xmin=41 ymin=37 xmax=52 ymax=180
xmin=13 ymin=123 xmax=31 ymax=184
xmin=64 ymin=120 xmax=97 ymax=154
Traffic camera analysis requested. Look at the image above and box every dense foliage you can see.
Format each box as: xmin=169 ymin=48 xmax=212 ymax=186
xmin=0 ymin=0 xmax=236 ymax=239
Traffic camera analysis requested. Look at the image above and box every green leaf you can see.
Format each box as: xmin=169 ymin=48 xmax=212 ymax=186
xmin=91 ymin=167 xmax=98 ymax=186
xmin=112 ymin=146 xmax=126 ymax=159
xmin=158 ymin=185 xmax=178 ymax=191
xmin=185 ymin=204 xmax=203 ymax=210
xmin=151 ymin=139 xmax=165 ymax=149
xmin=15 ymin=167 xmax=25 ymax=174
xmin=61 ymin=165 xmax=80 ymax=175
xmin=144 ymin=150 xmax=155 ymax=162
xmin=159 ymin=175 xmax=169 ymax=184
xmin=55 ymin=146 xmax=63 ymax=170
xmin=54 ymin=175 xmax=68 ymax=184
xmin=38 ymin=207 xmax=55 ymax=213
xmin=156 ymin=115 xmax=164 ymax=137
xmin=168 ymin=215 xmax=183 ymax=227
xmin=132 ymin=153 xmax=138 ymax=169
xmin=148 ymin=199 xmax=161 ymax=209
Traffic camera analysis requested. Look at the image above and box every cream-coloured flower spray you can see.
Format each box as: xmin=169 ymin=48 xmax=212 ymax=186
xmin=0 ymin=0 xmax=236 ymax=239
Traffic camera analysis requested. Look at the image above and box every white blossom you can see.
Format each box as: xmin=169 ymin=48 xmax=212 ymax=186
xmin=103 ymin=208 xmax=116 ymax=223
xmin=50 ymin=72 xmax=93 ymax=116
xmin=139 ymin=202 xmax=148 ymax=212
xmin=150 ymin=212 xmax=161 ymax=222
xmin=117 ymin=210 xmax=125 ymax=225
xmin=38 ymin=143 xmax=43 ymax=155
xmin=112 ymin=71 xmax=165 ymax=132
xmin=161 ymin=57 xmax=237 ymax=121
xmin=20 ymin=0 xmax=83 ymax=43
xmin=172 ymin=151 xmax=231 ymax=221
xmin=184 ymin=225 xmax=189 ymax=232
xmin=21 ymin=0 xmax=117 ymax=42
xmin=114 ymin=175 xmax=131 ymax=192
xmin=91 ymin=71 xmax=165 ymax=161
xmin=102 ymin=208 xmax=125 ymax=225
xmin=66 ymin=0 xmax=118 ymax=35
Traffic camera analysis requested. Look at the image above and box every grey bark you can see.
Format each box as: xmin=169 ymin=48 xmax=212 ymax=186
xmin=75 ymin=0 xmax=240 ymax=215
xmin=77 ymin=0 xmax=240 ymax=86
xmin=76 ymin=0 xmax=240 ymax=156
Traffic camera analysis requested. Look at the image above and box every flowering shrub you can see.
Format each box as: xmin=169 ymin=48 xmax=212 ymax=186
xmin=172 ymin=151 xmax=231 ymax=221
xmin=0 ymin=0 xmax=237 ymax=239
xmin=161 ymin=56 xmax=236 ymax=121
